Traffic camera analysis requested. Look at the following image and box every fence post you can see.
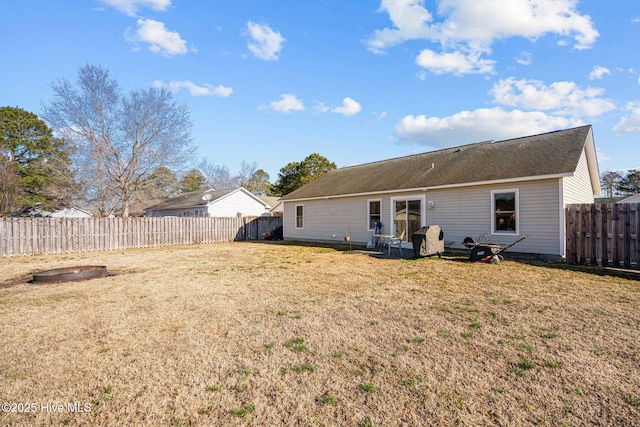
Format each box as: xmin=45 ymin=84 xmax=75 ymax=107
xmin=623 ymin=204 xmax=631 ymax=269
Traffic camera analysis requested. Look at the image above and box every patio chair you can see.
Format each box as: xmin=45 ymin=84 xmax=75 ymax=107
xmin=388 ymin=230 xmax=405 ymax=257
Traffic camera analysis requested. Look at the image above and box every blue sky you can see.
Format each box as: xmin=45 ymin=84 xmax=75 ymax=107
xmin=2 ymin=0 xmax=639 ymax=188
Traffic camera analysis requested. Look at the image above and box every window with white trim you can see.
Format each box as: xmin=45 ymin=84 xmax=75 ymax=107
xmin=368 ymin=199 xmax=381 ymax=230
xmin=295 ymin=204 xmax=304 ymax=229
xmin=491 ymin=189 xmax=518 ymax=234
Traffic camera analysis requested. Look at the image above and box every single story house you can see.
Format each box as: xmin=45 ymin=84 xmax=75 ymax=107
xmin=280 ymin=125 xmax=601 ymax=260
xmin=620 ymin=194 xmax=640 ymax=203
xmin=49 ymin=206 xmax=92 ymax=218
xmin=145 ymin=187 xmax=273 ymax=217
xmin=262 ymin=197 xmax=284 ymax=216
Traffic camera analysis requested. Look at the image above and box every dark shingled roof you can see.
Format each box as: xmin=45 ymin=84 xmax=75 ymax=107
xmin=146 ymin=188 xmax=235 ymax=211
xmin=282 ymin=125 xmax=593 ymax=200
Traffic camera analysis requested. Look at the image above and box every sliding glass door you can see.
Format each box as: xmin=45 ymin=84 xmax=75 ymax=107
xmin=393 ymin=198 xmax=423 ymax=242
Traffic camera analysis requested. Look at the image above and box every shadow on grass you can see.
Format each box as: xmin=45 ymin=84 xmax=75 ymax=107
xmin=244 ymin=241 xmax=640 ymax=281
xmin=518 ymin=259 xmax=640 ymax=282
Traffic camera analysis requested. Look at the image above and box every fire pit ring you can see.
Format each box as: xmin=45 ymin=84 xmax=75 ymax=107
xmin=33 ymin=266 xmax=107 ymax=283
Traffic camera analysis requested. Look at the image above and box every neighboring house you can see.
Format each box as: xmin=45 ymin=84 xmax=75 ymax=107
xmin=280 ymin=125 xmax=601 ymax=260
xmin=620 ymin=194 xmax=640 ymax=203
xmin=145 ymin=188 xmax=272 ymax=217
xmin=49 ymin=206 xmax=92 ymax=218
xmin=260 ymin=196 xmax=283 ymax=216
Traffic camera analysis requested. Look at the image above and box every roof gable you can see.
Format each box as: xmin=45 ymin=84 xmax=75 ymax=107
xmin=146 ymin=187 xmax=271 ymax=211
xmin=282 ymin=125 xmax=596 ymax=200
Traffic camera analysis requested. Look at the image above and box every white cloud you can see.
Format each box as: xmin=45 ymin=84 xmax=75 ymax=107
xmin=395 ymin=107 xmax=582 ymax=147
xmin=314 ymin=102 xmax=330 ymax=113
xmin=416 ymin=49 xmax=495 ymax=75
xmin=613 ymin=102 xmax=640 ymax=133
xmin=490 ymin=77 xmax=615 ymax=117
xmin=596 ymin=148 xmax=612 ymax=162
xmin=98 ymin=0 xmax=171 ymax=16
xmin=366 ymin=0 xmax=437 ymax=54
xmin=267 ymin=94 xmax=304 ymax=113
xmin=436 ymin=0 xmax=598 ymax=50
xmin=515 ymin=51 xmax=532 ymax=66
xmin=246 ymin=21 xmax=286 ymax=61
xmin=633 ymin=17 xmax=640 ymax=23
xmin=589 ymin=65 xmax=611 ymax=80
xmin=366 ymin=0 xmax=598 ymax=75
xmin=127 ymin=19 xmax=188 ymax=56
xmin=153 ymin=80 xmax=233 ymax=97
xmin=331 ymin=98 xmax=362 ymax=116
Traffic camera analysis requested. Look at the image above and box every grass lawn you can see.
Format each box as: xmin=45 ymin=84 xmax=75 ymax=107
xmin=1 ymin=242 xmax=639 ymax=426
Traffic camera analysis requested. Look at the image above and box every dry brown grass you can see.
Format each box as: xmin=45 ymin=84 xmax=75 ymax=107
xmin=1 ymin=242 xmax=639 ymax=426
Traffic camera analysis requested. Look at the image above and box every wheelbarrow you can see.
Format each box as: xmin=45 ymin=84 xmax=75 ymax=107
xmin=463 ymin=234 xmax=528 ymax=263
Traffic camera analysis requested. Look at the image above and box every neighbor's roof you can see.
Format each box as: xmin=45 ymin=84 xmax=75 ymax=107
xmin=146 ymin=188 xmax=236 ymax=211
xmin=282 ymin=125 xmax=598 ymax=201
xmin=258 ymin=195 xmax=281 ymax=207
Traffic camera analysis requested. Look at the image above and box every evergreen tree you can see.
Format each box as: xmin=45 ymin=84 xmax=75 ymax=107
xmin=0 ymin=106 xmax=75 ymax=214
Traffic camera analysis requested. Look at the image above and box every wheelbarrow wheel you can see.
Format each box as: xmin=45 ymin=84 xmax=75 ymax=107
xmin=490 ymin=255 xmax=504 ymax=264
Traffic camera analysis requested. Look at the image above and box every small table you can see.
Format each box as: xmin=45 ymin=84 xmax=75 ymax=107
xmin=374 ymin=234 xmax=397 ymax=256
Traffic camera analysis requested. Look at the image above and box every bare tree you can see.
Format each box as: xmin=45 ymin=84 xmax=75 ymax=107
xmin=43 ymin=64 xmax=195 ymax=217
xmin=600 ymin=170 xmax=622 ymax=198
xmin=198 ymin=158 xmax=239 ymax=190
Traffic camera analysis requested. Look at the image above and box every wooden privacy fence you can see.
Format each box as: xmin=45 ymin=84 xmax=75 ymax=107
xmin=566 ymin=203 xmax=640 ymax=269
xmin=0 ymin=216 xmax=283 ymax=258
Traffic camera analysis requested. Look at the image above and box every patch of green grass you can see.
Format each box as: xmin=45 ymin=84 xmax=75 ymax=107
xmin=488 ymin=311 xmax=497 ymax=317
xmin=332 ymin=352 xmax=344 ymax=359
xmin=571 ymin=388 xmax=584 ymax=397
xmin=470 ymin=320 xmax=482 ymax=329
xmin=401 ymin=378 xmax=415 ymax=387
xmin=624 ymin=394 xmax=640 ymax=407
xmin=359 ymin=383 xmax=376 ymax=394
xmin=290 ymin=363 xmax=315 ymax=374
xmin=230 ymin=404 xmax=255 ymax=418
xmin=284 ymin=337 xmax=307 ymax=352
xmin=264 ymin=342 xmax=276 ymax=352
xmin=592 ymin=348 xmax=604 ymax=356
xmin=513 ymin=359 xmax=534 ymax=376
xmin=412 ymin=337 xmax=425 ymax=344
xmin=92 ymin=385 xmax=113 ymax=407
xmin=206 ymin=385 xmax=220 ymax=392
xmin=319 ymin=392 xmax=337 ymax=405
xmin=519 ymin=344 xmax=534 ymax=353
xmin=98 ymin=347 xmax=109 ymax=354
xmin=437 ymin=329 xmax=450 ymax=338
xmin=546 ymin=360 xmax=563 ymax=369
xmin=460 ymin=331 xmax=472 ymax=339
xmin=360 ymin=418 xmax=374 ymax=427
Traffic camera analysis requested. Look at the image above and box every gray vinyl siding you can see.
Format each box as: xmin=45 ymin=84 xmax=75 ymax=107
xmin=562 ymin=150 xmax=595 ymax=205
xmin=284 ymin=196 xmax=390 ymax=245
xmin=424 ymin=180 xmax=561 ymax=256
xmin=284 ymin=178 xmax=564 ymax=256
